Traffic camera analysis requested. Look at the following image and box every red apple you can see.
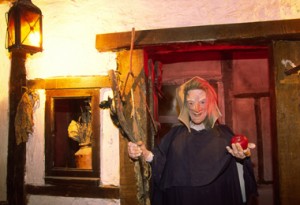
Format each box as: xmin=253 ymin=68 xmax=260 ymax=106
xmin=231 ymin=134 xmax=248 ymax=150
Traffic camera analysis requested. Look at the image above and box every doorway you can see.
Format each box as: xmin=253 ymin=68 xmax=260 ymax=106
xmin=145 ymin=44 xmax=274 ymax=205
xmin=95 ymin=19 xmax=300 ymax=205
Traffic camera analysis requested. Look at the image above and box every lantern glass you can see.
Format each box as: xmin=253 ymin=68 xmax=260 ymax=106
xmin=20 ymin=9 xmax=42 ymax=47
xmin=7 ymin=14 xmax=15 ymax=48
xmin=6 ymin=0 xmax=43 ymax=53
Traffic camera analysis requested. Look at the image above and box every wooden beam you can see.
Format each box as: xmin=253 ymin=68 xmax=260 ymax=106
xmin=26 ymin=184 xmax=119 ymax=199
xmin=273 ymin=40 xmax=300 ymax=205
xmin=27 ymin=76 xmax=111 ymax=90
xmin=96 ymin=19 xmax=300 ymax=52
xmin=7 ymin=51 xmax=27 ymax=205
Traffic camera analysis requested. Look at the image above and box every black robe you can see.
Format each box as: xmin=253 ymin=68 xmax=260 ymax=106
xmin=150 ymin=124 xmax=257 ymax=205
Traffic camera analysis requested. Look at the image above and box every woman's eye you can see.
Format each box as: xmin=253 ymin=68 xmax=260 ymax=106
xmin=200 ymin=100 xmax=206 ymax=105
xmin=187 ymin=102 xmax=194 ymax=107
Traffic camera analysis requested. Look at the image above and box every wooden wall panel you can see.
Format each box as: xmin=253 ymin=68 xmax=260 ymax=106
xmin=272 ymin=40 xmax=300 ymax=205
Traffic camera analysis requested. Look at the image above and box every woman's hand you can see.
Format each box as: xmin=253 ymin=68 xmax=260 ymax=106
xmin=128 ymin=141 xmax=153 ymax=162
xmin=226 ymin=142 xmax=256 ymax=159
xmin=128 ymin=141 xmax=142 ymax=159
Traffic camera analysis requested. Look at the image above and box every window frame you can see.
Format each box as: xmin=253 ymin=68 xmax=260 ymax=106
xmin=44 ymin=88 xmax=100 ymax=185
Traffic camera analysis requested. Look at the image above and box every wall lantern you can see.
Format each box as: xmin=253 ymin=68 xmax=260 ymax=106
xmin=6 ymin=0 xmax=43 ymax=54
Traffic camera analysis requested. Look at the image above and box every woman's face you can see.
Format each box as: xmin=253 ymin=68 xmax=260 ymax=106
xmin=186 ymin=89 xmax=208 ymax=124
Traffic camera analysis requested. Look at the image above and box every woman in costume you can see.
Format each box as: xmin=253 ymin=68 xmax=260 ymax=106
xmin=128 ymin=76 xmax=257 ymax=205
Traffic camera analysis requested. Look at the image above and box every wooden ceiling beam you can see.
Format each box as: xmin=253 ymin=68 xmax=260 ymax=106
xmin=96 ymin=19 xmax=300 ymax=52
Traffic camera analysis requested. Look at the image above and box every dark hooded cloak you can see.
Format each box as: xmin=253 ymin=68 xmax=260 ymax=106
xmin=150 ymin=124 xmax=257 ymax=205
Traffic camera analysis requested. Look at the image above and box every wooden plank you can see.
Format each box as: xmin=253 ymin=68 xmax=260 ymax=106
xmin=96 ymin=19 xmax=300 ymax=52
xmin=27 ymin=76 xmax=111 ymax=89
xmin=26 ymin=184 xmax=119 ymax=199
xmin=272 ymin=41 xmax=300 ymax=205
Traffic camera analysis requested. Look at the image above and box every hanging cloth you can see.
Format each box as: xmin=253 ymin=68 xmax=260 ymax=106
xmin=15 ymin=89 xmax=39 ymax=145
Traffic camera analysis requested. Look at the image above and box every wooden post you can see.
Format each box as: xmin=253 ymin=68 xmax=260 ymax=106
xmin=272 ymin=41 xmax=300 ymax=205
xmin=117 ymin=49 xmax=150 ymax=205
xmin=7 ymin=51 xmax=27 ymax=205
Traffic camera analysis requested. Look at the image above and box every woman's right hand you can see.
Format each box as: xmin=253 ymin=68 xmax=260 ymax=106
xmin=128 ymin=141 xmax=143 ymax=159
xmin=128 ymin=141 xmax=153 ymax=162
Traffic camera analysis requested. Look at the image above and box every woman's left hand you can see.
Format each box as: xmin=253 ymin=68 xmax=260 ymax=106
xmin=226 ymin=143 xmax=256 ymax=159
